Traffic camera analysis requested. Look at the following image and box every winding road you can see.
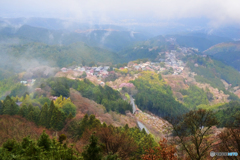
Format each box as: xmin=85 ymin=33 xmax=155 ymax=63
xmin=130 ymin=96 xmax=150 ymax=134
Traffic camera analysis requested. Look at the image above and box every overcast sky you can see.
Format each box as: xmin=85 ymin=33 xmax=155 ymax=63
xmin=1 ymin=0 xmax=240 ymax=27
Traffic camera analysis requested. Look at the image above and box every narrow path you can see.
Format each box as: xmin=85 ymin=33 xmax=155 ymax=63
xmin=130 ymin=95 xmax=150 ymax=134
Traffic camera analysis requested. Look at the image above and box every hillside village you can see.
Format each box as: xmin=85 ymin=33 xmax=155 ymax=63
xmin=57 ymin=46 xmax=198 ymax=84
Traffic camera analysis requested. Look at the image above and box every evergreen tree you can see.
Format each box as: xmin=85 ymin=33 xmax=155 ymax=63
xmin=38 ymin=103 xmax=49 ymax=128
xmin=37 ymin=130 xmax=52 ymax=151
xmin=27 ymin=111 xmax=34 ymax=121
xmin=50 ymin=108 xmax=65 ymax=131
xmin=82 ymin=133 xmax=103 ymax=160
xmin=48 ymin=100 xmax=55 ymax=125
xmin=0 ymin=100 xmax=4 ymax=115
xmin=33 ymin=106 xmax=41 ymax=124
xmin=9 ymin=102 xmax=19 ymax=115
xmin=27 ymin=104 xmax=34 ymax=113
xmin=18 ymin=104 xmax=28 ymax=117
xmin=67 ymin=112 xmax=74 ymax=119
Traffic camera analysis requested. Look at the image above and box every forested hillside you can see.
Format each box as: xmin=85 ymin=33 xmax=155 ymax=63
xmin=168 ymin=33 xmax=231 ymax=51
xmin=118 ymin=35 xmax=170 ymax=61
xmin=203 ymin=41 xmax=240 ymax=70
xmin=0 ymin=41 xmax=125 ymax=72
xmin=185 ymin=55 xmax=240 ymax=100
xmin=131 ymin=71 xmax=189 ymax=117
xmin=0 ymin=24 xmax=148 ymax=52
xmin=36 ymin=77 xmax=132 ymax=114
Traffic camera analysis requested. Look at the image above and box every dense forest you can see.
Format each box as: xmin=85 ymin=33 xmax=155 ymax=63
xmin=36 ymin=77 xmax=132 ymax=114
xmin=0 ymin=113 xmax=158 ymax=159
xmin=0 ymin=95 xmax=76 ymax=131
xmin=215 ymin=101 xmax=240 ymax=127
xmin=131 ymin=71 xmax=189 ymax=117
xmin=179 ymin=85 xmax=210 ymax=108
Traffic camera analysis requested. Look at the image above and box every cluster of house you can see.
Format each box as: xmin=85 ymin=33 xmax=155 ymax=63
xmin=164 ymin=50 xmax=185 ymax=75
xmin=61 ymin=66 xmax=113 ymax=78
xmin=127 ymin=49 xmax=188 ymax=75
xmin=20 ymin=79 xmax=36 ymax=86
xmin=128 ymin=61 xmax=165 ymax=72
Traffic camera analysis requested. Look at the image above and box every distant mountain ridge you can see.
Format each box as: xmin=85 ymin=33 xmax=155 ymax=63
xmin=0 ymin=23 xmax=149 ymax=52
xmin=203 ymin=41 xmax=240 ymax=70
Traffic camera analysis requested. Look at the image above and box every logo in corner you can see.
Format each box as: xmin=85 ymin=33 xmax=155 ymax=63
xmin=210 ymin=151 xmax=215 ymax=157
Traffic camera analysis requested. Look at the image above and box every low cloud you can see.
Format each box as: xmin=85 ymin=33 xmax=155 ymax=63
xmin=1 ymin=0 xmax=240 ymax=28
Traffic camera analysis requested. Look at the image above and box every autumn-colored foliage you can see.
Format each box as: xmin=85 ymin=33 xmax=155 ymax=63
xmin=79 ymin=125 xmax=138 ymax=159
xmin=0 ymin=115 xmax=51 ymax=146
xmin=141 ymin=138 xmax=177 ymax=160
xmin=69 ymin=89 xmax=136 ymax=127
xmin=217 ymin=128 xmax=240 ymax=156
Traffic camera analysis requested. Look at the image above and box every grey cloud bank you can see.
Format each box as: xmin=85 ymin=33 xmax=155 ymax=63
xmin=1 ymin=0 xmax=240 ymax=28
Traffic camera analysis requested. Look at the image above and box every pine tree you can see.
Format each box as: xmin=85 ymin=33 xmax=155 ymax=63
xmin=18 ymin=104 xmax=28 ymax=117
xmin=37 ymin=130 xmax=52 ymax=151
xmin=48 ymin=100 xmax=55 ymax=126
xmin=28 ymin=104 xmax=34 ymax=113
xmin=38 ymin=103 xmax=49 ymax=128
xmin=67 ymin=112 xmax=74 ymax=119
xmin=82 ymin=133 xmax=103 ymax=160
xmin=27 ymin=111 xmax=34 ymax=122
xmin=33 ymin=106 xmax=41 ymax=124
xmin=9 ymin=102 xmax=19 ymax=115
xmin=50 ymin=108 xmax=64 ymax=131
xmin=0 ymin=100 xmax=4 ymax=115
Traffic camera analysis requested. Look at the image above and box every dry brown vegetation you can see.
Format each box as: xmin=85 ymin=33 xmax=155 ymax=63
xmin=135 ymin=111 xmax=172 ymax=140
xmin=164 ymin=68 xmax=230 ymax=104
xmin=78 ymin=127 xmax=138 ymax=159
xmin=163 ymin=74 xmax=189 ymax=102
xmin=69 ymin=88 xmax=137 ymax=128
xmin=0 ymin=115 xmax=52 ymax=146
xmin=55 ymin=70 xmax=82 ymax=80
xmin=107 ymin=75 xmax=136 ymax=89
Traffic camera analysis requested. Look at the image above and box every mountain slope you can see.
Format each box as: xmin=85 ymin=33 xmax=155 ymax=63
xmin=167 ymin=33 xmax=231 ymax=51
xmin=0 ymin=41 xmax=125 ymax=72
xmin=203 ymin=41 xmax=240 ymax=70
xmin=0 ymin=24 xmax=148 ymax=52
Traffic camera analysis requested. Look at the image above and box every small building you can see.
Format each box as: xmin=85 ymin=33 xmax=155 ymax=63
xmin=20 ymin=81 xmax=27 ymax=84
xmin=61 ymin=68 xmax=67 ymax=72
xmin=99 ymin=81 xmax=105 ymax=86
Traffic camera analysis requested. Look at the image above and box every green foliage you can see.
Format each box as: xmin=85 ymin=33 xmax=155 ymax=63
xmin=82 ymin=133 xmax=103 ymax=160
xmin=9 ymin=84 xmax=28 ymax=97
xmin=0 ymin=131 xmax=80 ymax=159
xmin=171 ymin=33 xmax=231 ymax=51
xmin=0 ymin=41 xmax=124 ymax=72
xmin=179 ymin=85 xmax=209 ymax=108
xmin=186 ymin=55 xmax=240 ymax=100
xmin=1 ymin=96 xmax=19 ymax=115
xmin=67 ymin=114 xmax=101 ymax=140
xmin=37 ymin=130 xmax=52 ymax=151
xmin=61 ymin=102 xmax=77 ymax=117
xmin=42 ymin=77 xmax=131 ymax=114
xmin=1 ymin=94 xmax=69 ymax=131
xmin=51 ymin=83 xmax=70 ymax=97
xmin=215 ymin=101 xmax=240 ymax=127
xmin=79 ymin=71 xmax=87 ymax=78
xmin=39 ymin=103 xmax=49 ymax=127
xmin=2 ymin=96 xmax=67 ymax=131
xmin=0 ymin=101 xmax=3 ymax=115
xmin=59 ymin=134 xmax=67 ymax=144
xmin=50 ymin=107 xmax=66 ymax=131
xmin=0 ymin=77 xmax=19 ymax=98
xmin=203 ymin=42 xmax=240 ymax=70
xmin=118 ymin=36 xmax=169 ymax=61
xmin=131 ymin=71 xmax=189 ymax=117
xmin=37 ymin=96 xmax=51 ymax=106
